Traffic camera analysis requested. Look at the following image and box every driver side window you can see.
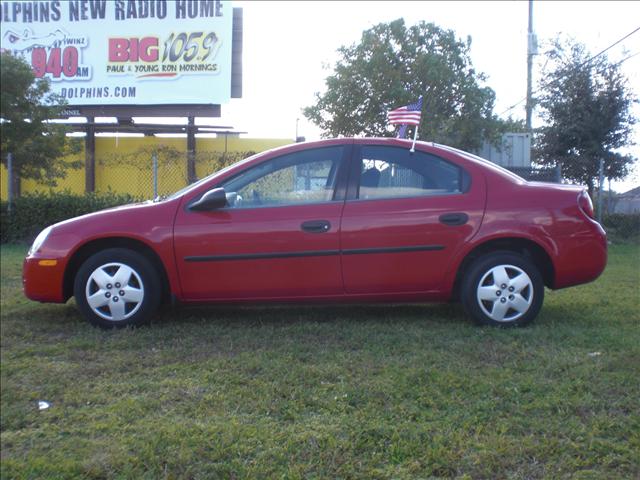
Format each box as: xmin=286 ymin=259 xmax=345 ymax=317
xmin=221 ymin=146 xmax=344 ymax=208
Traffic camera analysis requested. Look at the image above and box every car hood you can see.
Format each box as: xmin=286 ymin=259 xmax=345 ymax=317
xmin=48 ymin=198 xmax=180 ymax=238
xmin=50 ymin=200 xmax=150 ymax=227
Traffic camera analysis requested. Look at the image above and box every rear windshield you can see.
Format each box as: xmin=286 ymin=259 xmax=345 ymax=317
xmin=435 ymin=144 xmax=526 ymax=182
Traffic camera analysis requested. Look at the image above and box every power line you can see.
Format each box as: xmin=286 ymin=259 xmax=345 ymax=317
xmin=498 ymin=26 xmax=640 ymax=117
xmin=613 ymin=51 xmax=640 ymax=68
xmin=587 ymin=26 xmax=640 ymax=66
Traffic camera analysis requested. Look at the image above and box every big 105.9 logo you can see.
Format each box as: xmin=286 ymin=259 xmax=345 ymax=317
xmin=107 ymin=31 xmax=221 ymax=78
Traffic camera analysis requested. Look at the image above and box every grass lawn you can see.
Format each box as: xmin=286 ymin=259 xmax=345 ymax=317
xmin=1 ymin=243 xmax=639 ymax=479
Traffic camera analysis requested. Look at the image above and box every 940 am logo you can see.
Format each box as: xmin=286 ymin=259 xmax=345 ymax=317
xmin=2 ymin=27 xmax=92 ymax=81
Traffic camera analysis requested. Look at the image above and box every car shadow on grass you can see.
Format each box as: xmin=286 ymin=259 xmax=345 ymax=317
xmin=31 ymin=300 xmax=570 ymax=332
xmin=23 ymin=299 xmax=580 ymax=341
xmin=152 ymin=302 xmax=469 ymax=329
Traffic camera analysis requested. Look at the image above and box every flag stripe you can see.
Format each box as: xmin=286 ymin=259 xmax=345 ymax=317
xmin=387 ymin=96 xmax=423 ymax=128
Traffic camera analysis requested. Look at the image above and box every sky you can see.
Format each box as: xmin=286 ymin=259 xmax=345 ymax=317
xmin=207 ymin=0 xmax=640 ymax=192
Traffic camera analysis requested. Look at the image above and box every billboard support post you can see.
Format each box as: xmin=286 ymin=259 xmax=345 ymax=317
xmin=85 ymin=118 xmax=96 ymax=193
xmin=187 ymin=116 xmax=197 ymax=184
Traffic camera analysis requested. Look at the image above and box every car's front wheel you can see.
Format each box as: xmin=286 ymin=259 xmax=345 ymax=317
xmin=73 ymin=248 xmax=161 ymax=328
xmin=462 ymin=251 xmax=544 ymax=327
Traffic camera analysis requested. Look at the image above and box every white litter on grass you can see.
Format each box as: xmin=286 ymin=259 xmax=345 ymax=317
xmin=38 ymin=401 xmax=50 ymax=410
xmin=587 ymin=352 xmax=602 ymax=357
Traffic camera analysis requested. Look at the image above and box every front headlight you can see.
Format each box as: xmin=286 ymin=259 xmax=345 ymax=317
xmin=28 ymin=226 xmax=53 ymax=256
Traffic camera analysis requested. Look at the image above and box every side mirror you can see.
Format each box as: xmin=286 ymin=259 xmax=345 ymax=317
xmin=189 ymin=188 xmax=228 ymax=211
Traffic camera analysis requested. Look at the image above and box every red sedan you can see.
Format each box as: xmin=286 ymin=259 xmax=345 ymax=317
xmin=23 ymin=138 xmax=607 ymax=328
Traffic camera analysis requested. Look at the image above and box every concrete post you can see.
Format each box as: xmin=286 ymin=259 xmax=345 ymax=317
xmin=597 ymin=158 xmax=604 ymax=223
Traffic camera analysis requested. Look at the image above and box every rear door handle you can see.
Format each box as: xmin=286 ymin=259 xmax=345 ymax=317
xmin=301 ymin=220 xmax=331 ymax=233
xmin=439 ymin=213 xmax=469 ymax=226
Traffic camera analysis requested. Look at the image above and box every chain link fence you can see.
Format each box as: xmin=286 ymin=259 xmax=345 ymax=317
xmin=593 ymin=190 xmax=640 ymax=243
xmin=94 ymin=147 xmax=256 ymax=199
xmin=504 ymin=166 xmax=562 ymax=183
xmin=97 ymin=146 xmax=185 ymax=199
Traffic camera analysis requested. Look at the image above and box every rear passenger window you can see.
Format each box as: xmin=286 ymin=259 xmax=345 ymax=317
xmin=358 ymin=146 xmax=470 ymax=200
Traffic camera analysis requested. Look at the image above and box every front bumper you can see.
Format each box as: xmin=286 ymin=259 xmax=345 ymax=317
xmin=23 ymin=256 xmax=67 ymax=303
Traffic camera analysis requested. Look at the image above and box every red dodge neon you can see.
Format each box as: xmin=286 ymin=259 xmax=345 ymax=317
xmin=23 ymin=138 xmax=607 ymax=328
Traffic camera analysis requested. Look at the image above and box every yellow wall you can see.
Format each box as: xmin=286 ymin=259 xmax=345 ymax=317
xmin=1 ymin=137 xmax=292 ymax=201
xmin=20 ymin=150 xmax=86 ymax=197
xmin=0 ymin=164 xmax=8 ymax=201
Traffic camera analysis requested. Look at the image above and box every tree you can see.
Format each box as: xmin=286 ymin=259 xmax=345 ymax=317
xmin=1 ymin=52 xmax=80 ymax=196
xmin=304 ymin=19 xmax=505 ymax=152
xmin=535 ymin=39 xmax=637 ymax=195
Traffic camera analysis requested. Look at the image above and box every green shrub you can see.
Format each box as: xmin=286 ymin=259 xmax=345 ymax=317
xmin=1 ymin=191 xmax=140 ymax=243
xmin=602 ymin=213 xmax=640 ymax=243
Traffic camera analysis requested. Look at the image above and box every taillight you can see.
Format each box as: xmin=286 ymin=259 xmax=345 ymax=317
xmin=578 ymin=190 xmax=594 ymax=219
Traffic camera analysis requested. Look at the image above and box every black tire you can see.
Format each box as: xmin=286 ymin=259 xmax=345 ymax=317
xmin=73 ymin=248 xmax=161 ymax=328
xmin=461 ymin=251 xmax=544 ymax=327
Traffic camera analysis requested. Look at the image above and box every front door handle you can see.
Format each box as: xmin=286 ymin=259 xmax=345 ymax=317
xmin=439 ymin=213 xmax=469 ymax=226
xmin=301 ymin=220 xmax=331 ymax=233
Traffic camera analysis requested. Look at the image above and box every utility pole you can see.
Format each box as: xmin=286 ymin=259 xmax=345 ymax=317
xmin=525 ymin=0 xmax=535 ymax=131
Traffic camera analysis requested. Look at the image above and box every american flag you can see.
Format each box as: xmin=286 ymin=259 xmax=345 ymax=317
xmin=387 ymin=96 xmax=423 ymax=126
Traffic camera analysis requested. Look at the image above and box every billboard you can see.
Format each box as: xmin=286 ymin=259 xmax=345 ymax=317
xmin=0 ymin=0 xmax=235 ymax=107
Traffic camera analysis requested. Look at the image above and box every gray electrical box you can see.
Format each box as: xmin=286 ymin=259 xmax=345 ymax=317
xmin=477 ymin=133 xmax=531 ymax=167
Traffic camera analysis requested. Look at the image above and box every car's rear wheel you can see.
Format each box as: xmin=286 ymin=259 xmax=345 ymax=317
xmin=73 ymin=248 xmax=161 ymax=328
xmin=462 ymin=251 xmax=544 ymax=327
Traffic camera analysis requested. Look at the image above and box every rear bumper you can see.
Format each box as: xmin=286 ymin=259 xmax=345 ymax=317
xmin=23 ymin=256 xmax=66 ymax=303
xmin=553 ymin=221 xmax=607 ymax=289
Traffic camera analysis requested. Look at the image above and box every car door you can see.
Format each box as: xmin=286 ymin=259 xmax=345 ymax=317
xmin=340 ymin=144 xmax=486 ymax=294
xmin=173 ymin=145 xmax=351 ymax=300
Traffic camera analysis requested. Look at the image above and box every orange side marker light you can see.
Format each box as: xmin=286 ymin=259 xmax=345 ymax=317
xmin=38 ymin=260 xmax=58 ymax=267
